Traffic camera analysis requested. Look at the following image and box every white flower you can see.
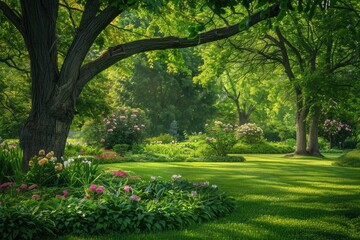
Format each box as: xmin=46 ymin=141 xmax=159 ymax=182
xmin=212 ymin=185 xmax=218 ymax=189
xmin=172 ymin=174 xmax=182 ymax=180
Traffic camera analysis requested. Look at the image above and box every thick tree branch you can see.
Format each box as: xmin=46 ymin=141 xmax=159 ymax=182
xmin=0 ymin=1 xmax=24 ymax=36
xmin=77 ymin=4 xmax=281 ymax=94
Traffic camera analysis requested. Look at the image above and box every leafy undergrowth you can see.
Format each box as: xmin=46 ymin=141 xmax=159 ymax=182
xmin=334 ymin=149 xmax=360 ymax=167
xmin=0 ymin=171 xmax=234 ymax=240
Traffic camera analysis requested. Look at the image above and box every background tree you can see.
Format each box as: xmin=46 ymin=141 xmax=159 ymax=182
xmin=118 ymin=51 xmax=217 ymax=136
xmin=216 ymin=0 xmax=360 ymax=156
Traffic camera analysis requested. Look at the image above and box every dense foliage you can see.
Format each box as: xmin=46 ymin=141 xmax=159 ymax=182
xmin=0 ymin=171 xmax=235 ymax=239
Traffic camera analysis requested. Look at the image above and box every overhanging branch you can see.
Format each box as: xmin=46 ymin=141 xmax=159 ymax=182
xmin=77 ymin=4 xmax=281 ymax=94
xmin=0 ymin=1 xmax=24 ymax=37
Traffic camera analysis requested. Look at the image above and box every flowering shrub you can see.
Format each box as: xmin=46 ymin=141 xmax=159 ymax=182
xmin=25 ymin=150 xmax=101 ymax=187
xmin=204 ymin=121 xmax=238 ymax=156
xmin=323 ymin=119 xmax=352 ymax=148
xmin=25 ymin=150 xmax=67 ymax=187
xmin=236 ymin=123 xmax=264 ymax=144
xmin=102 ymin=108 xmax=147 ymax=149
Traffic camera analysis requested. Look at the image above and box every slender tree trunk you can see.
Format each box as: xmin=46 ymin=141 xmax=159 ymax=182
xmin=307 ymin=106 xmax=323 ymax=157
xmin=294 ymin=91 xmax=309 ymax=155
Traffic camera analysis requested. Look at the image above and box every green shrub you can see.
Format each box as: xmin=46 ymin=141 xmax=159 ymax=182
xmin=64 ymin=143 xmax=103 ymax=158
xmin=0 ymin=144 xmax=23 ymax=183
xmin=333 ymin=150 xmax=360 ymax=167
xmin=144 ymin=143 xmax=199 ymax=158
xmin=231 ymin=142 xmax=294 ymax=154
xmin=145 ymin=134 xmax=176 ymax=144
xmin=0 ymin=203 xmax=56 ymax=240
xmin=113 ymin=144 xmax=130 ymax=154
xmin=201 ymin=155 xmax=246 ymax=162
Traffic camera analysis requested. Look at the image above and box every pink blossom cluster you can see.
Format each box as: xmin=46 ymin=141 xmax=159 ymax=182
xmin=237 ymin=123 xmax=263 ymax=136
xmin=111 ymin=170 xmax=129 ymax=177
xmin=89 ymin=184 xmax=105 ymax=194
xmin=0 ymin=182 xmax=16 ymax=190
xmin=323 ymin=119 xmax=352 ymax=135
xmin=123 ymin=185 xmax=131 ymax=192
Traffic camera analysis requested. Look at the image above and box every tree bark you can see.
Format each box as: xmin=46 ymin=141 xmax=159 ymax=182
xmin=307 ymin=105 xmax=323 ymax=157
xmin=294 ymin=89 xmax=309 ymax=155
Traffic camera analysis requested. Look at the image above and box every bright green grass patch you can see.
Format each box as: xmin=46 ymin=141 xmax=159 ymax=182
xmin=57 ymin=154 xmax=360 ymax=240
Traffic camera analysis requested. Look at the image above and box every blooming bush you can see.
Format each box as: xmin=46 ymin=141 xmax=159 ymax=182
xmin=204 ymin=121 xmax=238 ymax=156
xmin=236 ymin=123 xmax=264 ymax=144
xmin=0 ymin=171 xmax=235 ymax=238
xmin=323 ymin=119 xmax=352 ymax=148
xmin=25 ymin=150 xmax=66 ymax=187
xmin=25 ymin=150 xmax=101 ymax=187
xmin=102 ymin=108 xmax=147 ymax=149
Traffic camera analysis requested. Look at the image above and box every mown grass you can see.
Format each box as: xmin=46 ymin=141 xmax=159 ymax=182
xmin=57 ymin=154 xmax=360 ymax=240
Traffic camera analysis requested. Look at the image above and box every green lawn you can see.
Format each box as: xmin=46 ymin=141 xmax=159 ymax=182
xmin=58 ymin=154 xmax=360 ymax=240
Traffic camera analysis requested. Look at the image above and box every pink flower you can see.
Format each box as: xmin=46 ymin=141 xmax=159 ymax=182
xmin=63 ymin=190 xmax=69 ymax=198
xmin=89 ymin=184 xmax=96 ymax=192
xmin=55 ymin=194 xmax=62 ymax=198
xmin=32 ymin=194 xmax=40 ymax=199
xmin=123 ymin=185 xmax=131 ymax=192
xmin=28 ymin=184 xmax=37 ymax=190
xmin=130 ymin=195 xmax=141 ymax=202
xmin=96 ymin=186 xmax=105 ymax=194
xmin=107 ymin=129 xmax=113 ymax=133
xmin=120 ymin=115 xmax=126 ymax=120
xmin=111 ymin=170 xmax=128 ymax=177
xmin=0 ymin=182 xmax=16 ymax=189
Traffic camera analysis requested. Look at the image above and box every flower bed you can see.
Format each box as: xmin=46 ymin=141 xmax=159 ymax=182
xmin=0 ymin=170 xmax=235 ymax=239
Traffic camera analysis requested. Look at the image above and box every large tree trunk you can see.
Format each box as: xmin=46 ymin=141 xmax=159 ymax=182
xmin=18 ymin=0 xmax=73 ymax=172
xmin=307 ymin=105 xmax=323 ymax=157
xmin=20 ymin=110 xmax=74 ymax=172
